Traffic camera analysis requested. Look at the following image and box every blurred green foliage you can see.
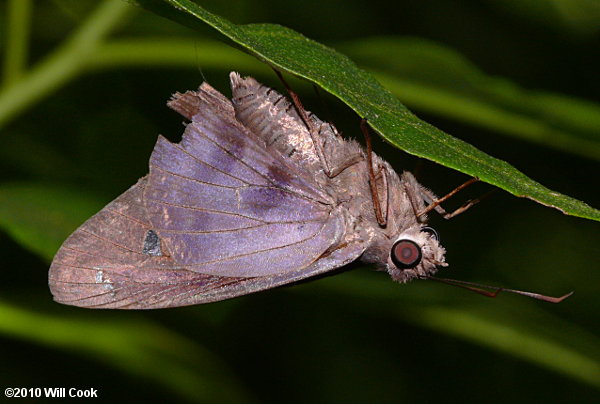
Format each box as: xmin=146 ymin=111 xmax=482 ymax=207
xmin=0 ymin=0 xmax=598 ymax=402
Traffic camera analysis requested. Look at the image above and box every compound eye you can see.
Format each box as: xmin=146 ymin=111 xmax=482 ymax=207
xmin=391 ymin=239 xmax=422 ymax=269
xmin=421 ymin=226 xmax=439 ymax=241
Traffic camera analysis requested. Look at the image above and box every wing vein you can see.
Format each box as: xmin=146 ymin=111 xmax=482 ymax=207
xmin=78 ymin=229 xmax=145 ymax=255
xmin=192 ymin=123 xmax=302 ymax=192
xmin=149 ymin=164 xmax=243 ymax=189
xmin=187 ymin=220 xmax=331 ymax=267
xmin=156 ymin=218 xmax=325 ymax=234
xmin=103 ymin=208 xmax=148 ymax=227
xmin=144 ymin=198 xmax=273 ymax=222
xmin=170 ymin=138 xmax=251 ymax=185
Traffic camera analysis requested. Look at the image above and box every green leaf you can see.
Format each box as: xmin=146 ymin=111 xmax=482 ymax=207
xmin=135 ymin=0 xmax=599 ymax=221
xmin=0 ymin=300 xmax=252 ymax=403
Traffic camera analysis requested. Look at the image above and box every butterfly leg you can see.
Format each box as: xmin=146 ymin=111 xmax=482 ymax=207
xmin=416 ymin=178 xmax=493 ymax=219
xmin=360 ymin=119 xmax=387 ymax=226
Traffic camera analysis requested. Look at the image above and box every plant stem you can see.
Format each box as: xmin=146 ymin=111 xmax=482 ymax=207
xmin=89 ymin=38 xmax=260 ymax=71
xmin=0 ymin=0 xmax=133 ymax=129
xmin=2 ymin=0 xmax=32 ymax=86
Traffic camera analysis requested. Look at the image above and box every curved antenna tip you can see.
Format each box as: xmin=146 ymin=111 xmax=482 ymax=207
xmin=424 ymin=276 xmax=574 ymax=304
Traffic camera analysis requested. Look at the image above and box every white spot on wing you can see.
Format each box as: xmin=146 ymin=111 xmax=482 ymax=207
xmin=94 ymin=267 xmax=114 ymax=291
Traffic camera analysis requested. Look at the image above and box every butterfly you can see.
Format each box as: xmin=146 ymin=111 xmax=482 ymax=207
xmin=49 ymin=72 xmax=567 ymax=309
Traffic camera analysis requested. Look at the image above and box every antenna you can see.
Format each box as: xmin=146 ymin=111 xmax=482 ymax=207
xmin=422 ymin=276 xmax=573 ymax=303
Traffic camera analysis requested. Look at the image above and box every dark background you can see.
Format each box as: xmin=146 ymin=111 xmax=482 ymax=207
xmin=0 ymin=0 xmax=598 ymax=402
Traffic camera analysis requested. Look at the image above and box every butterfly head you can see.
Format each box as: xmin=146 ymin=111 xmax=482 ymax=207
xmin=386 ymin=225 xmax=446 ymax=283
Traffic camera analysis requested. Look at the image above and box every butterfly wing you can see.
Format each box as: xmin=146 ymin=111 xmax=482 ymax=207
xmin=49 ymin=81 xmax=366 ymax=309
xmin=48 ymin=178 xmax=365 ymax=309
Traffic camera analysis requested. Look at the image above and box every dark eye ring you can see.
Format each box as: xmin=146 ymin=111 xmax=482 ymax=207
xmin=391 ymin=239 xmax=422 ymax=269
xmin=421 ymin=226 xmax=439 ymax=241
